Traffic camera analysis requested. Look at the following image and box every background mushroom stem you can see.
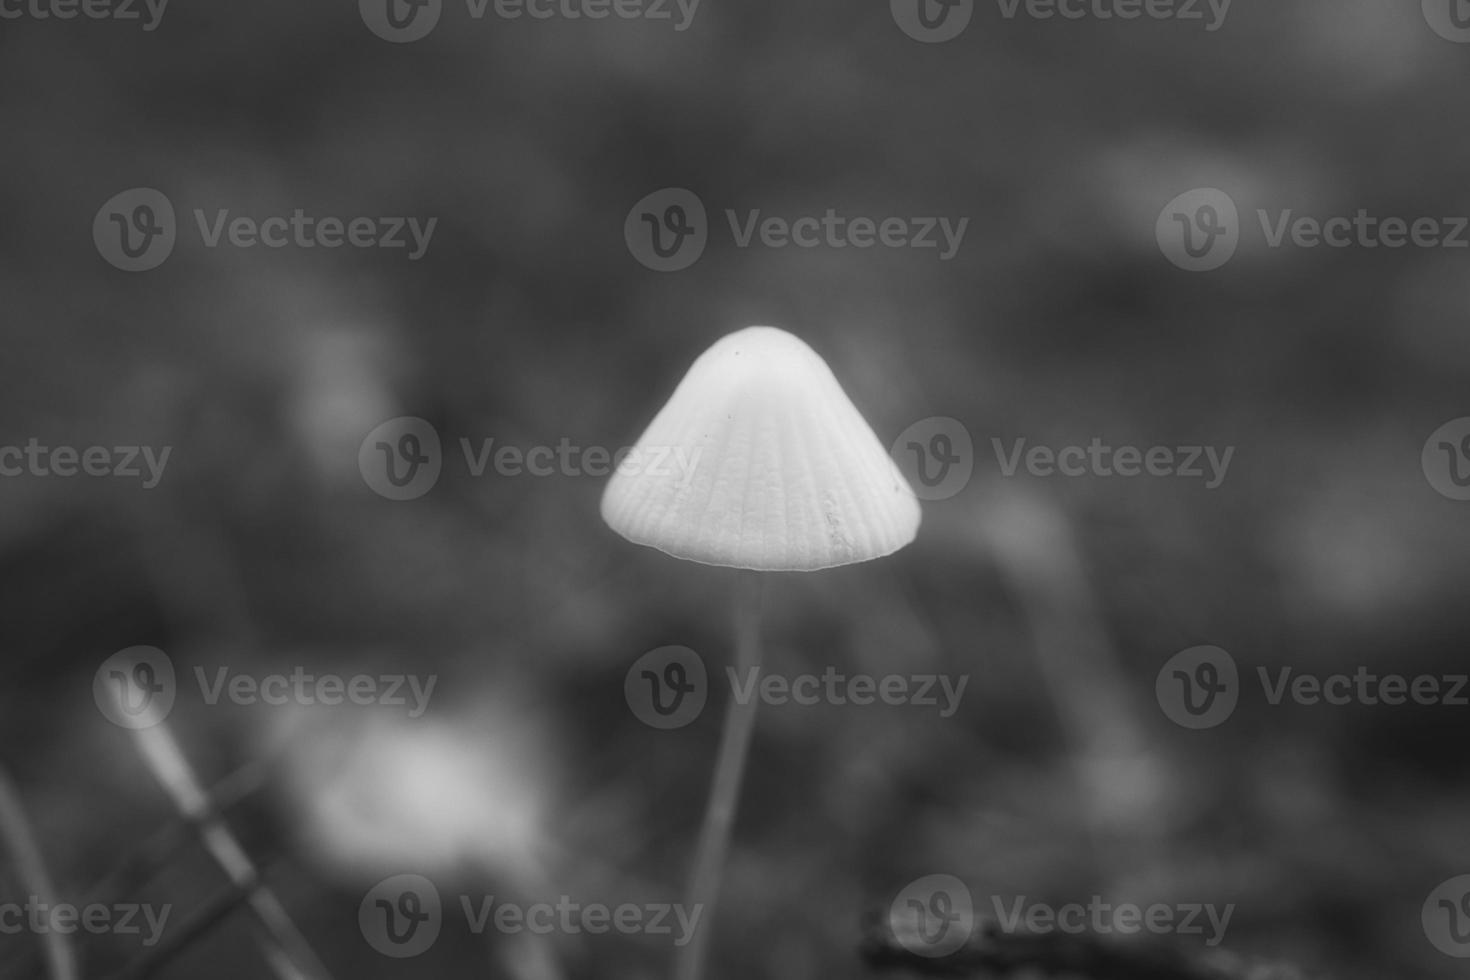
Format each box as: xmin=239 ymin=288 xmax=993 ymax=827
xmin=675 ymin=570 xmax=768 ymax=980
xmin=0 ymin=763 xmax=77 ymax=980
xmin=128 ymin=717 xmax=329 ymax=980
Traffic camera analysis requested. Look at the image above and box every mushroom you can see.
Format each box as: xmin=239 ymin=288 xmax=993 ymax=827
xmin=601 ymin=325 xmax=921 ymax=980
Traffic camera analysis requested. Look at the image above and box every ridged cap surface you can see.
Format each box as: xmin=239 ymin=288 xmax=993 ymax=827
xmin=600 ymin=326 xmax=921 ymax=571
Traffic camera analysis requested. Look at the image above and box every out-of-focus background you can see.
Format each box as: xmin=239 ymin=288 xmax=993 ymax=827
xmin=2 ymin=0 xmax=1469 ymax=977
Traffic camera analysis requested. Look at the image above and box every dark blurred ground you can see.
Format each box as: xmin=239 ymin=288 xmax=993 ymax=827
xmin=2 ymin=1 xmax=1469 ymax=978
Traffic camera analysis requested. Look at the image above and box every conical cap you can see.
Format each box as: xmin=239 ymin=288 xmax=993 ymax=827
xmin=600 ymin=326 xmax=921 ymax=571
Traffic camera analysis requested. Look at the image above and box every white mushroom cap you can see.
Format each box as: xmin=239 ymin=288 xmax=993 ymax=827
xmin=600 ymin=326 xmax=921 ymax=571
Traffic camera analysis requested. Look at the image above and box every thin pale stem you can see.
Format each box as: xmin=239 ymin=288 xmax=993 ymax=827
xmin=131 ymin=721 xmax=330 ymax=980
xmin=674 ymin=571 xmax=767 ymax=980
xmin=0 ymin=763 xmax=77 ymax=980
xmin=102 ymin=876 xmax=259 ymax=980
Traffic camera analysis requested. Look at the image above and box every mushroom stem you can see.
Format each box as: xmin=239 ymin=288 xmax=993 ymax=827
xmin=676 ymin=570 xmax=767 ymax=980
xmin=0 ymin=763 xmax=77 ymax=980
